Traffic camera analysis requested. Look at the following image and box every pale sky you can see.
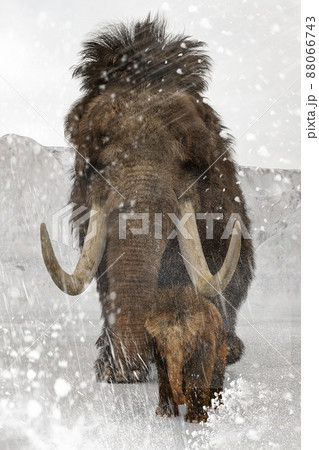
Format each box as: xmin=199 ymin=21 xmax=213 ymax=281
xmin=0 ymin=0 xmax=300 ymax=169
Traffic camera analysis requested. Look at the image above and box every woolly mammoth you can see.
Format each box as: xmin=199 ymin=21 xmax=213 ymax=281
xmin=145 ymin=285 xmax=228 ymax=423
xmin=40 ymin=17 xmax=254 ymax=382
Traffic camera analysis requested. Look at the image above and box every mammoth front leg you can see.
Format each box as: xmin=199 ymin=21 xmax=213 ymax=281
xmin=226 ymin=333 xmax=245 ymax=365
xmin=213 ymin=294 xmax=245 ymax=365
xmin=184 ymin=348 xmax=215 ymax=423
xmin=210 ymin=342 xmax=227 ymax=408
xmin=154 ymin=346 xmax=179 ymax=418
xmin=95 ymin=326 xmax=116 ymax=382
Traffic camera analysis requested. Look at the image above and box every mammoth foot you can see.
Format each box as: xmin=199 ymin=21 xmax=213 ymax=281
xmin=95 ymin=358 xmax=149 ymax=383
xmin=226 ymin=334 xmax=245 ymax=365
xmin=156 ymin=403 xmax=179 ymax=418
xmin=185 ymin=409 xmax=208 ymax=423
xmin=211 ymin=389 xmax=223 ymax=409
xmin=95 ymin=358 xmax=113 ymax=382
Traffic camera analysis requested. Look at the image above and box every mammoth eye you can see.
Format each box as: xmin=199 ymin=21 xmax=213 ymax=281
xmin=178 ymin=134 xmax=191 ymax=148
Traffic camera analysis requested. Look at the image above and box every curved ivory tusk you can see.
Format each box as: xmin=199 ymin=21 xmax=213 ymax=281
xmin=177 ymin=201 xmax=241 ymax=297
xmin=40 ymin=203 xmax=107 ymax=295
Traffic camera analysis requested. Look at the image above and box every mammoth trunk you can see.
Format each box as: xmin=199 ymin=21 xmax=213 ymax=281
xmin=104 ymin=200 xmax=176 ymax=373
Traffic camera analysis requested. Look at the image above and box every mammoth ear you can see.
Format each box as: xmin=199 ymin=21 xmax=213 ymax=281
xmin=184 ymin=95 xmax=235 ymax=175
xmin=64 ymin=97 xmax=89 ymax=147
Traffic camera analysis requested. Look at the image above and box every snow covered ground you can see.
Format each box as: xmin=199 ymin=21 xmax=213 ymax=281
xmin=0 ymin=135 xmax=300 ymax=449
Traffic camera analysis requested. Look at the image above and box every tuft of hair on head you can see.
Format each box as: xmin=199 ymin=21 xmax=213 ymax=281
xmin=72 ymin=13 xmax=212 ymax=97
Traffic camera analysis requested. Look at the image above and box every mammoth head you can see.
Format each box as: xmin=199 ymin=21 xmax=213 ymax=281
xmin=40 ymin=43 xmax=241 ymax=300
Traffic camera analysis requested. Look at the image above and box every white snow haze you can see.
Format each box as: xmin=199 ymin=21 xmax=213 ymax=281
xmin=0 ymin=1 xmax=300 ymax=449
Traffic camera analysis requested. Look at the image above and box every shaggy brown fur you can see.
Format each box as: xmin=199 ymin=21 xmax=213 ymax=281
xmin=63 ymin=15 xmax=254 ymax=382
xmin=145 ymin=285 xmax=227 ymax=423
xmin=71 ymin=14 xmax=210 ymax=97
